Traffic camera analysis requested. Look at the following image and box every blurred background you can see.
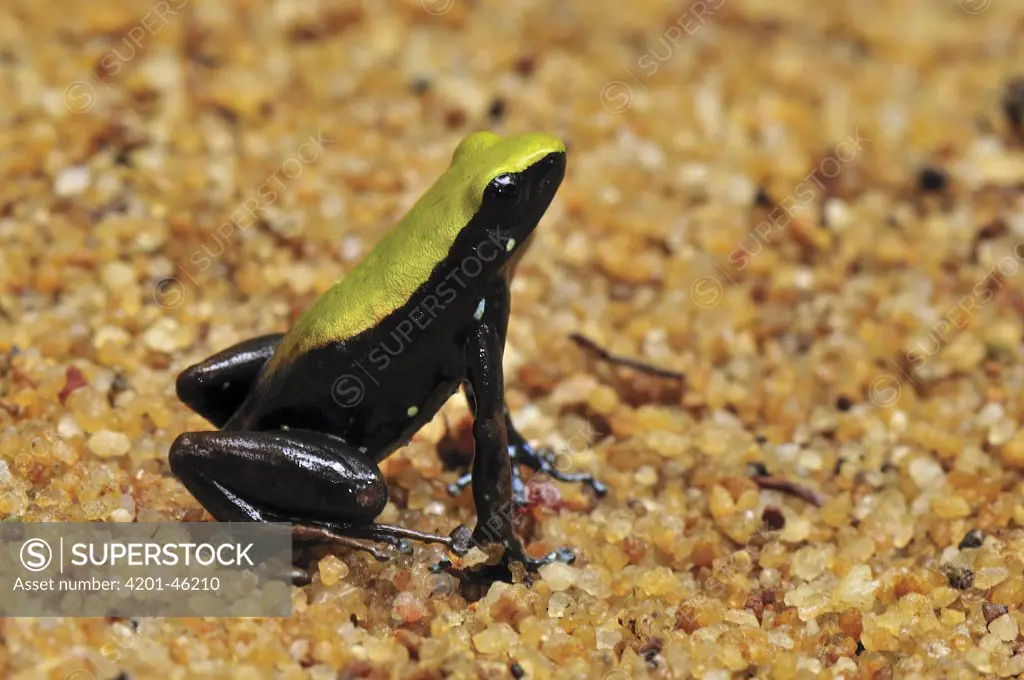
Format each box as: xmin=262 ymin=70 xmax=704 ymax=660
xmin=2 ymin=0 xmax=1024 ymax=678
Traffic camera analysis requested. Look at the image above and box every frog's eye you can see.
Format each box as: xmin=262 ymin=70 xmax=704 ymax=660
xmin=484 ymin=173 xmax=519 ymax=205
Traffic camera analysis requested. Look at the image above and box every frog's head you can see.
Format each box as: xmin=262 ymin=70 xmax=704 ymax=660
xmin=352 ymin=132 xmax=567 ymax=325
xmin=447 ymin=131 xmax=566 ymax=271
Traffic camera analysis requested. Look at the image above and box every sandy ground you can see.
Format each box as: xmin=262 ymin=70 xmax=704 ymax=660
xmin=3 ymin=0 xmax=1024 ymax=677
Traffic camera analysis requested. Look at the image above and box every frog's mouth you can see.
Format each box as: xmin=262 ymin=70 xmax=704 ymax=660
xmin=532 ymin=151 xmax=567 ymax=205
xmin=510 ymin=150 xmax=566 ymax=239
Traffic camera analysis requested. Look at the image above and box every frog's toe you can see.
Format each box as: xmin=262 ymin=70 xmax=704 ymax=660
xmin=508 ymin=440 xmax=607 ymax=499
xmin=430 ymin=557 xmax=453 ymax=573
xmin=449 ymin=525 xmax=472 ymax=556
xmin=507 ymin=545 xmax=576 ymax=571
xmin=446 ymin=472 xmax=473 ymax=497
xmin=286 ymin=565 xmax=314 ymax=586
xmin=510 ymin=472 xmax=530 ymax=507
xmin=516 ymin=552 xmax=557 ymax=570
xmin=587 ymin=477 xmax=609 ymax=497
xmin=512 ymin=489 xmax=530 ymax=510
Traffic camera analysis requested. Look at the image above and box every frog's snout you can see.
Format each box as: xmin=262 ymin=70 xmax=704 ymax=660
xmin=536 ymin=151 xmax=566 ymax=192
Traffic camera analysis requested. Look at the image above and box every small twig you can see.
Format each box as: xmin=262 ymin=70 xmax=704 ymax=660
xmin=754 ymin=476 xmax=826 ymax=507
xmin=569 ymin=333 xmax=684 ymax=381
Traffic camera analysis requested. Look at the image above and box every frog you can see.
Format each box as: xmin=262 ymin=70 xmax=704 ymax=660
xmin=170 ymin=131 xmax=607 ymax=571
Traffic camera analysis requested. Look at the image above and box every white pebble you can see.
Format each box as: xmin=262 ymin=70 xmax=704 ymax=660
xmin=908 ymin=456 xmax=945 ymax=490
xmin=142 ymin=317 xmax=184 ymax=353
xmin=87 ymin=430 xmax=131 ymax=458
xmin=976 ymin=402 xmax=1005 ymax=428
xmin=340 ymin=236 xmax=363 ymax=263
xmin=991 ymin=614 xmax=1019 ymax=642
xmin=58 ymin=416 xmax=83 ymax=439
xmin=824 ymin=198 xmax=851 ymax=230
xmin=54 ymin=165 xmax=91 ymax=197
xmin=109 ymin=508 xmax=134 ymax=522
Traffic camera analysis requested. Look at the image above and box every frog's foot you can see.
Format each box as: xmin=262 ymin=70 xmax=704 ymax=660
xmin=345 ymin=523 xmax=473 ymax=557
xmin=508 ymin=545 xmax=576 ymax=570
xmin=428 ymin=546 xmax=574 ymax=589
xmin=292 ymin=523 xmax=394 ymax=562
xmin=446 ymin=445 xmax=604 ymax=511
xmin=295 ymin=522 xmax=472 ymax=564
xmin=470 ymin=515 xmax=576 ymax=574
xmin=507 ymin=435 xmax=609 ymax=498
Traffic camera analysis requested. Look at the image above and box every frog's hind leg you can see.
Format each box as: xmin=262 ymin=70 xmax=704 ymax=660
xmin=169 ymin=428 xmax=468 ymax=561
xmin=175 ymin=333 xmax=283 ymax=428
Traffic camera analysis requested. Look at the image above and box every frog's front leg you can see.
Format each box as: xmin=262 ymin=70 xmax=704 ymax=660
xmin=463 ymin=323 xmax=573 ymax=569
xmin=169 ymin=429 xmax=469 ymax=561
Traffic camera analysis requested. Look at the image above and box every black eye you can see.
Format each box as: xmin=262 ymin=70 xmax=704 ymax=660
xmin=485 ymin=173 xmax=519 ymax=204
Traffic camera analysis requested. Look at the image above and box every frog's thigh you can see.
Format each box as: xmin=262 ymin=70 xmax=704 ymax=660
xmin=176 ymin=333 xmax=284 ymax=428
xmin=169 ymin=429 xmax=387 ymax=524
